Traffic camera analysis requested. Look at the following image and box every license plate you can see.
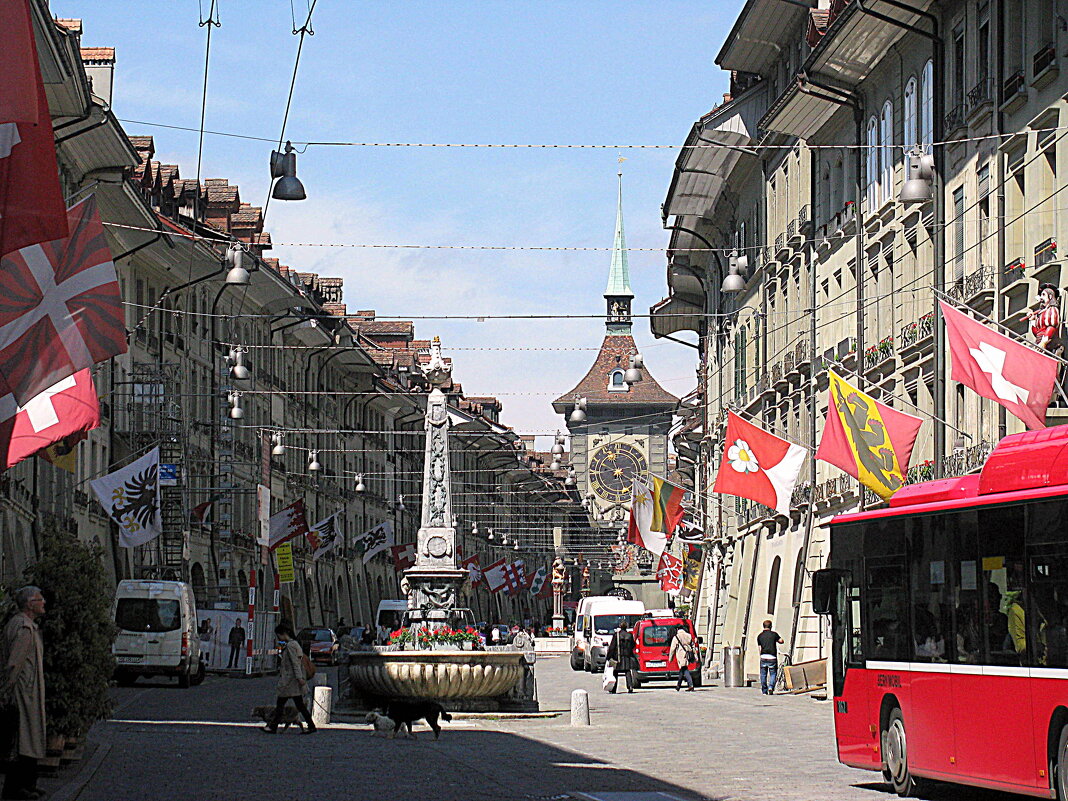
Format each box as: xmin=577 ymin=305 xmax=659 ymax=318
xmin=647 ymin=660 xmax=666 ymax=667
xmin=116 ymin=656 xmax=143 ymax=664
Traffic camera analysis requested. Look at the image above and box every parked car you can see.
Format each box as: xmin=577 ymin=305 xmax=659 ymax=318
xmin=297 ymin=627 xmax=339 ymax=666
xmin=630 ymin=616 xmax=703 ymax=689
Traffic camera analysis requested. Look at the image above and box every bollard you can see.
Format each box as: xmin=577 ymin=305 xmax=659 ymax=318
xmin=312 ymin=685 xmax=332 ymax=728
xmin=570 ymin=688 xmax=590 ymax=727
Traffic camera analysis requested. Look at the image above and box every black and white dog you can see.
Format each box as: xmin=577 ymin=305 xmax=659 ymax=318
xmin=382 ymin=700 xmax=452 ymax=740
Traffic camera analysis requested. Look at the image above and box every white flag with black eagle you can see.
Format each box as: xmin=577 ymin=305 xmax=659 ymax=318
xmin=90 ymin=447 xmax=161 ymax=548
xmin=353 ymin=520 xmax=394 ymax=564
xmin=311 ymin=512 xmax=344 ymax=561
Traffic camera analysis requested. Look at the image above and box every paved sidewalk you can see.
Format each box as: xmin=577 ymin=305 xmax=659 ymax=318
xmin=50 ymin=656 xmax=1018 ymax=801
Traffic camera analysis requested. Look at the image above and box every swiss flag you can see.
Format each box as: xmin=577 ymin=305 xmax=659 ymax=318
xmin=656 ymin=551 xmax=684 ymax=594
xmin=0 ymin=0 xmax=69 ymax=257
xmin=713 ymin=412 xmax=806 ymax=515
xmin=390 ymin=542 xmax=416 ymax=572
xmin=0 ymin=196 xmax=126 ymax=405
xmin=940 ymin=301 xmax=1059 ymax=430
xmin=0 ymin=368 xmax=99 ymax=471
xmin=461 ymin=553 xmax=482 ymax=586
xmin=483 ymin=558 xmax=508 ymax=593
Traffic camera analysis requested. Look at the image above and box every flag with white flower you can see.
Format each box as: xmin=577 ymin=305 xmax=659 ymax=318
xmin=712 ymin=411 xmax=807 ymax=515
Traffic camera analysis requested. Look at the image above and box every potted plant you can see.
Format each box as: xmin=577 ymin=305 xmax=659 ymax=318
xmin=23 ymin=530 xmax=115 ymax=755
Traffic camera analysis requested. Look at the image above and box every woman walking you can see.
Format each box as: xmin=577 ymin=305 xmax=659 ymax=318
xmin=605 ymin=621 xmax=638 ymax=694
xmin=669 ymin=626 xmax=697 ymax=692
xmin=262 ymin=622 xmax=316 ymax=734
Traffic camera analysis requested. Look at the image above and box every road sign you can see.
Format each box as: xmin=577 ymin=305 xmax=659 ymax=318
xmin=159 ymin=463 xmax=179 ymax=486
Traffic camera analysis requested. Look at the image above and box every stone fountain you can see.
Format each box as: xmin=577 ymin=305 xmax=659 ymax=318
xmin=347 ymin=338 xmax=536 ymax=711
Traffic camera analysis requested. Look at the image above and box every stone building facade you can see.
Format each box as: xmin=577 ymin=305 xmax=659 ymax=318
xmin=652 ymin=0 xmax=1068 ymax=678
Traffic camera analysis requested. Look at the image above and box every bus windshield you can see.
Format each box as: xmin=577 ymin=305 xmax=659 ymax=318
xmin=593 ymin=613 xmax=642 ymax=635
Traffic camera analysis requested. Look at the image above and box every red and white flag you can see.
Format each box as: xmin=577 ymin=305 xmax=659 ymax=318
xmin=0 ymin=196 xmax=126 ymax=405
xmin=503 ymin=560 xmax=526 ymax=596
xmin=266 ymin=500 xmax=309 ymax=550
xmin=940 ymin=301 xmax=1059 ymax=430
xmin=0 ymin=0 xmax=68 ymax=258
xmin=461 ymin=553 xmax=482 ymax=586
xmin=713 ymin=412 xmax=806 ymax=515
xmin=0 ymin=368 xmax=98 ymax=470
xmin=483 ymin=558 xmax=509 ymax=593
xmin=391 ymin=542 xmax=417 ymax=572
xmin=656 ymin=551 xmax=684 ymax=595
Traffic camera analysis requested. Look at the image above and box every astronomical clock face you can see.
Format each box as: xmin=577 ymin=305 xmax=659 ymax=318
xmin=588 ymin=442 xmax=648 ymax=505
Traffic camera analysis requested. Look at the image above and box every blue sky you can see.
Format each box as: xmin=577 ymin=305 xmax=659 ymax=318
xmin=55 ymin=1 xmax=739 ymax=441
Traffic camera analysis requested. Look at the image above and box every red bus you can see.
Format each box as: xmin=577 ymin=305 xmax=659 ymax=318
xmin=813 ymin=425 xmax=1068 ymax=799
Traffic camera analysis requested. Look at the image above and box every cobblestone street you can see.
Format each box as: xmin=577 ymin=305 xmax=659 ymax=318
xmin=41 ymin=655 xmax=1021 ymax=801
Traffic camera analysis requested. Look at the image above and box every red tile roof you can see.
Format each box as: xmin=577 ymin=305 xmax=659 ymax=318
xmin=552 ymin=334 xmax=678 ymax=410
xmin=80 ymin=47 xmax=114 ymax=62
xmin=55 ymin=18 xmax=82 ymax=34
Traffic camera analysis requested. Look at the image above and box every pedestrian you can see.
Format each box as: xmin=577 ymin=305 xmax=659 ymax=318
xmin=1 ymin=586 xmax=47 ymax=800
xmin=605 ymin=621 xmax=638 ymax=694
xmin=262 ymin=622 xmax=316 ymax=734
xmin=669 ymin=625 xmax=697 ymax=692
xmin=490 ymin=625 xmax=502 ymax=645
xmin=353 ymin=621 xmax=365 ymax=643
xmin=757 ymin=619 xmax=784 ymax=695
xmin=227 ymin=618 xmax=246 ymax=670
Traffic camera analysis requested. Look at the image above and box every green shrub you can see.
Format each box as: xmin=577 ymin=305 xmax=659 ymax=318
xmin=24 ymin=531 xmax=115 ymax=738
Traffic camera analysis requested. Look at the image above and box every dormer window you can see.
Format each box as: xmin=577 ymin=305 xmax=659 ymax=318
xmin=609 ymin=369 xmax=628 ymax=392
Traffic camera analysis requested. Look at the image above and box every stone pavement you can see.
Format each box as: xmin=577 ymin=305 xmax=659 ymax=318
xmin=46 ymin=656 xmax=1018 ymax=801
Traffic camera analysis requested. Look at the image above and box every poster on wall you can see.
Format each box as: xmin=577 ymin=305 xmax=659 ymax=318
xmin=196 ymin=609 xmax=249 ymax=671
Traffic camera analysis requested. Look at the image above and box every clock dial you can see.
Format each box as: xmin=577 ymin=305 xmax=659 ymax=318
xmin=588 ymin=442 xmax=648 ymax=504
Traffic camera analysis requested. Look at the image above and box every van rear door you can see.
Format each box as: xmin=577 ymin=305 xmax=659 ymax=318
xmin=115 ymin=592 xmax=183 ymax=667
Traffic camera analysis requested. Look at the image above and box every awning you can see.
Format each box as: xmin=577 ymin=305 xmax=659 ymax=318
xmin=716 ymin=0 xmax=811 ymax=74
xmin=760 ymin=80 xmax=848 ymax=139
xmin=650 ymin=295 xmax=704 ymax=338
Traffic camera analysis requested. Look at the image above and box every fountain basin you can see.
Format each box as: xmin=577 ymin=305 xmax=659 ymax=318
xmin=348 ymin=650 xmax=524 ymax=700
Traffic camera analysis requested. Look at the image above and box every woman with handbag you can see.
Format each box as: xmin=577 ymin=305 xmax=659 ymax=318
xmin=605 ymin=622 xmax=638 ymax=694
xmin=669 ymin=626 xmax=697 ymax=692
xmin=262 ymin=622 xmax=316 ymax=734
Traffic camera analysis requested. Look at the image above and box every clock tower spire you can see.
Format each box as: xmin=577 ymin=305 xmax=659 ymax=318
xmin=605 ymin=166 xmax=633 ymax=334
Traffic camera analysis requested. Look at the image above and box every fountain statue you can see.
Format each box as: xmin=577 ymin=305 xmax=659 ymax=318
xmin=346 ymin=337 xmax=537 ymax=711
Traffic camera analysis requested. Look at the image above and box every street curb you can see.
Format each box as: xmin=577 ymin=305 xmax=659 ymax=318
xmin=48 ymin=741 xmax=111 ymax=801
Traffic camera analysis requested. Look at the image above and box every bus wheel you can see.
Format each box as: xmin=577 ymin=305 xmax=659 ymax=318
xmin=1055 ymin=724 xmax=1068 ymax=800
xmin=883 ymin=708 xmax=916 ymax=797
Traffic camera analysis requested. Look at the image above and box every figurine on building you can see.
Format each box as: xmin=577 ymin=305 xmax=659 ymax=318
xmin=1022 ymin=283 xmax=1062 ymax=351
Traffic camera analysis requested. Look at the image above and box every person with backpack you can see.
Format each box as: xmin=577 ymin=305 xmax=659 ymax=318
xmin=605 ymin=622 xmax=638 ymax=694
xmin=669 ymin=626 xmax=698 ymax=692
xmin=262 ymin=622 xmax=316 ymax=734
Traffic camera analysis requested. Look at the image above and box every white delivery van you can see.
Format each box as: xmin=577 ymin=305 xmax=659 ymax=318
xmin=578 ymin=597 xmax=647 ymax=673
xmin=569 ymin=595 xmax=612 ymax=670
xmin=112 ymin=580 xmax=204 ymax=688
xmin=375 ymin=600 xmax=409 ymax=641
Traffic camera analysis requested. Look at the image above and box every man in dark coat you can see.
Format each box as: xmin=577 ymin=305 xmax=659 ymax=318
xmin=227 ymin=620 xmax=246 ymax=670
xmin=606 ymin=622 xmax=638 ymax=694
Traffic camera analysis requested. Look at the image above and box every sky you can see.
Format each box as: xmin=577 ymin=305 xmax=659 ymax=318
xmin=54 ymin=1 xmax=740 ymax=444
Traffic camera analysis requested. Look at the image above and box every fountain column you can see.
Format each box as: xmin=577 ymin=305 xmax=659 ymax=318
xmin=404 ymin=337 xmax=467 ymax=628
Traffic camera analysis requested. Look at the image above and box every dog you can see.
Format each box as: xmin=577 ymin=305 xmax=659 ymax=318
xmin=364 ymin=711 xmax=395 ymax=737
xmin=383 ymin=700 xmax=452 ymax=740
xmin=251 ymin=705 xmax=303 ymax=732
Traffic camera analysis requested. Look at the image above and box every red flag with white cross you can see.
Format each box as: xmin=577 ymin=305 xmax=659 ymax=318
xmin=0 ymin=0 xmax=69 ymax=256
xmin=0 ymin=196 xmax=127 ymax=405
xmin=390 ymin=542 xmax=416 ymax=572
xmin=656 ymin=551 xmax=684 ymax=595
xmin=940 ymin=300 xmax=1059 ymax=430
xmin=0 ymin=368 xmax=99 ymax=470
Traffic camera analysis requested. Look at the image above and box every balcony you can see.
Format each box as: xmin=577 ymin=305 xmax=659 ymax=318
xmin=967 ymin=78 xmax=994 ymax=121
xmin=899 ymin=312 xmax=935 ymax=353
xmin=775 ymin=232 xmax=788 ymax=260
xmin=944 ymin=104 xmax=967 ymax=136
xmin=787 ymin=218 xmax=800 ymax=246
xmin=1001 ymin=70 xmax=1027 ymax=114
xmin=864 ymin=336 xmax=895 ymax=373
xmin=1004 ymin=257 xmax=1026 ymax=285
xmin=1035 ymin=238 xmax=1057 ymax=269
xmin=906 ymin=460 xmax=935 ymax=485
xmin=791 ymin=482 xmax=812 ymax=509
xmin=798 ymin=204 xmax=811 ymax=234
xmin=1033 ymin=43 xmax=1059 ymax=89
xmin=944 ymin=440 xmax=994 ymax=478
xmin=947 ymin=264 xmax=995 ymax=307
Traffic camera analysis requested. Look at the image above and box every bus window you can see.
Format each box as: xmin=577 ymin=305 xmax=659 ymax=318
xmin=947 ymin=510 xmax=981 ymax=664
xmin=909 ymin=516 xmax=950 ymax=663
xmin=978 ymin=504 xmax=1025 ymax=665
xmin=865 ymin=559 xmax=907 ymax=660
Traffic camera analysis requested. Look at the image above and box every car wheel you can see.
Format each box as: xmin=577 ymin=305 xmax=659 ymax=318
xmin=115 ymin=670 xmax=137 ymax=687
xmin=570 ymin=651 xmax=583 ymax=671
xmin=191 ymin=660 xmax=206 ymax=686
xmin=630 ymin=670 xmax=642 ymax=689
xmin=1055 ymin=724 xmax=1068 ymax=801
xmin=883 ymin=708 xmax=918 ymax=797
xmin=178 ymin=669 xmax=191 ymax=689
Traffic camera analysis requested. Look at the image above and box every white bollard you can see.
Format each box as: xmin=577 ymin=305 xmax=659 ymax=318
xmin=312 ymin=685 xmax=332 ymax=728
xmin=570 ymin=688 xmax=590 ymax=727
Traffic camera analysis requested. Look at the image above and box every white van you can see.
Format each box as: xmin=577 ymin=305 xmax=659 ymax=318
xmin=375 ymin=600 xmax=408 ymax=641
xmin=576 ymin=598 xmax=646 ymax=673
xmin=112 ymin=580 xmax=203 ymax=688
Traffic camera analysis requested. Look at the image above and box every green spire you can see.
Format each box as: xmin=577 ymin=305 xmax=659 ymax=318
xmin=604 ymin=170 xmax=634 ymax=299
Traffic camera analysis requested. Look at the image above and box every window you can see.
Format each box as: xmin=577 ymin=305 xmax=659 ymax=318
xmin=903 ymin=77 xmax=918 ymax=173
xmin=920 ymin=60 xmax=934 ymax=150
xmin=767 ymin=555 xmax=782 ymax=615
xmin=977 ymin=13 xmax=990 ymax=91
xmin=952 ymin=24 xmax=966 ymax=109
xmin=953 ymin=186 xmax=965 ymax=281
xmin=608 ymin=370 xmax=627 ymax=392
xmin=866 ymin=116 xmax=879 ymax=209
xmin=978 ymin=504 xmax=1026 ymax=665
xmin=116 ymin=599 xmax=181 ymax=633
xmin=880 ymin=101 xmax=894 ymax=204
xmin=909 ymin=516 xmax=951 ymax=663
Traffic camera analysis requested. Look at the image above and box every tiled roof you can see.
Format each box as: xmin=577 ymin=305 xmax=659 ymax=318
xmin=552 ymin=334 xmax=678 ymax=409
xmin=323 ymin=302 xmax=347 ymax=316
xmin=55 ymin=18 xmax=82 ymax=34
xmin=204 ymin=180 xmax=239 ymax=203
xmin=158 ymin=164 xmax=179 ymax=184
xmin=232 ymin=204 xmax=263 ymax=224
xmin=80 ymin=47 xmax=114 ymax=61
xmin=353 ymin=319 xmax=414 ymax=336
xmin=128 ymin=135 xmax=154 ymax=152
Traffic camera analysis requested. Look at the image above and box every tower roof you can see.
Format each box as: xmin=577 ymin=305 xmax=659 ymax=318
xmin=552 ymin=334 xmax=678 ymax=412
xmin=604 ymin=171 xmax=633 ymax=299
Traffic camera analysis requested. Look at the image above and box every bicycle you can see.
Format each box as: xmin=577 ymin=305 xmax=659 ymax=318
xmin=774 ymin=653 xmax=792 ymax=694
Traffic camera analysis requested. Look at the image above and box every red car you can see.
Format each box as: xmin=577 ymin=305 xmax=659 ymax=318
xmin=631 ymin=616 xmax=703 ymax=688
xmin=297 ymin=628 xmax=339 ymax=666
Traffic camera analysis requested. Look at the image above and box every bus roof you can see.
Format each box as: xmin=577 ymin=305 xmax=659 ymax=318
xmin=833 ymin=424 xmax=1068 ymax=525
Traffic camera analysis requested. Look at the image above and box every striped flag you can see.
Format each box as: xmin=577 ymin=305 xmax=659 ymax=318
xmin=627 ymin=475 xmax=686 ymax=557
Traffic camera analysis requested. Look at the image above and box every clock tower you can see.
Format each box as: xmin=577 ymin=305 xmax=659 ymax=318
xmin=552 ymin=172 xmax=678 ymax=533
